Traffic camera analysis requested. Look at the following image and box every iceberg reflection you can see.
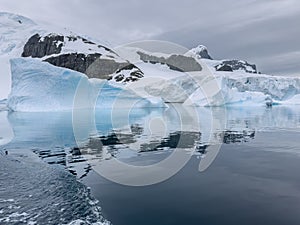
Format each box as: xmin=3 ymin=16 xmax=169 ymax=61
xmin=1 ymin=105 xmax=300 ymax=182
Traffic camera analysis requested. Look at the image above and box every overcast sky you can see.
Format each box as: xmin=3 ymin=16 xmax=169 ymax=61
xmin=0 ymin=0 xmax=299 ymax=87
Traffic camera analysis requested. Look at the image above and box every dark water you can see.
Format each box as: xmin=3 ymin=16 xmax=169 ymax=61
xmin=0 ymin=151 xmax=108 ymax=225
xmin=84 ymin=131 xmax=300 ymax=225
xmin=1 ymin=105 xmax=300 ymax=224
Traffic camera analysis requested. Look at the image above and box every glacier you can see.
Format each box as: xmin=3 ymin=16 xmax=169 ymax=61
xmin=183 ymin=70 xmax=300 ymax=107
xmin=7 ymin=58 xmax=164 ymax=112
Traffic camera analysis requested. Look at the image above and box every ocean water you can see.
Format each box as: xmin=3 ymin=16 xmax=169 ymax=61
xmin=1 ymin=105 xmax=300 ymax=224
xmin=0 ymin=151 xmax=108 ymax=225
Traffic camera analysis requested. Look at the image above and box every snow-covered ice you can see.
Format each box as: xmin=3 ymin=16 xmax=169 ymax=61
xmin=183 ymin=70 xmax=300 ymax=106
xmin=7 ymin=58 xmax=92 ymax=112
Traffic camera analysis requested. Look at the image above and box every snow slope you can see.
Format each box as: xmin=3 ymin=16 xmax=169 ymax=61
xmin=0 ymin=12 xmax=43 ymax=99
xmin=0 ymin=12 xmax=41 ymax=57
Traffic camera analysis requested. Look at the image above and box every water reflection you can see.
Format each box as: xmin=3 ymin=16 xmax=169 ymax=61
xmin=1 ymin=105 xmax=300 ymax=180
xmin=222 ymin=130 xmax=255 ymax=144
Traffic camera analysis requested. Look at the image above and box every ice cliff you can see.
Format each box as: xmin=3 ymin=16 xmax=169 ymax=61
xmin=7 ymin=58 xmax=163 ymax=112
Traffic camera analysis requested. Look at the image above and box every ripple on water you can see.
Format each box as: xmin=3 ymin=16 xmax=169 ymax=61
xmin=0 ymin=151 xmax=110 ymax=225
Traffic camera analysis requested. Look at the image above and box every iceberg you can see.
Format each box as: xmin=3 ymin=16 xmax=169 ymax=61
xmin=181 ymin=71 xmax=300 ymax=107
xmin=184 ymin=76 xmax=272 ymax=107
xmin=7 ymin=58 xmax=92 ymax=112
xmin=6 ymin=57 xmax=300 ymax=111
xmin=7 ymin=58 xmax=165 ymax=112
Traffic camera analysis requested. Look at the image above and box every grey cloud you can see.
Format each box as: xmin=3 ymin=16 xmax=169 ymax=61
xmin=0 ymin=0 xmax=299 ymax=75
xmin=154 ymin=0 xmax=300 ymax=75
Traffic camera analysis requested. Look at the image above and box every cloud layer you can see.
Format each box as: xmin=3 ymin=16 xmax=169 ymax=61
xmin=0 ymin=0 xmax=299 ymax=76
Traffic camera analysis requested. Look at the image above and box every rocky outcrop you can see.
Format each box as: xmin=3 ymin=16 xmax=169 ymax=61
xmin=217 ymin=60 xmax=258 ymax=73
xmin=22 ymin=34 xmax=64 ymax=58
xmin=215 ymin=63 xmax=233 ymax=72
xmin=113 ymin=64 xmax=144 ymax=82
xmin=21 ymin=33 xmax=144 ymax=82
xmin=137 ymin=51 xmax=202 ymax=72
xmin=45 ymin=53 xmax=101 ymax=74
xmin=86 ymin=59 xmax=143 ymax=81
xmin=45 ymin=53 xmax=144 ymax=81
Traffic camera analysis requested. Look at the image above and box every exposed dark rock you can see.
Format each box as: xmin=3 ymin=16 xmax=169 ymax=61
xmin=45 ymin=53 xmax=101 ymax=74
xmin=45 ymin=54 xmax=144 ymax=81
xmin=115 ymin=64 xmax=144 ymax=80
xmin=98 ymin=45 xmax=116 ymax=54
xmin=219 ymin=60 xmax=258 ymax=73
xmin=85 ymin=58 xmax=142 ymax=80
xmin=22 ymin=33 xmax=64 ymax=58
xmin=198 ymin=47 xmax=212 ymax=59
xmin=114 ymin=74 xmax=125 ymax=82
xmin=67 ymin=36 xmax=77 ymax=42
xmin=115 ymin=64 xmax=139 ymax=73
xmin=22 ymin=33 xmax=116 ymax=58
xmin=130 ymin=70 xmax=144 ymax=78
xmin=215 ymin=63 xmax=233 ymax=72
xmin=81 ymin=37 xmax=95 ymax=45
xmin=124 ymin=77 xmax=138 ymax=82
xmin=113 ymin=69 xmax=144 ymax=82
xmin=21 ymin=33 xmax=143 ymax=82
xmin=167 ymin=55 xmax=202 ymax=72
xmin=137 ymin=51 xmax=202 ymax=72
xmin=71 ymin=147 xmax=81 ymax=156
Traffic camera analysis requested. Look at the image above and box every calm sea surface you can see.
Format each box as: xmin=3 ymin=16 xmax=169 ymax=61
xmin=1 ymin=105 xmax=300 ymax=225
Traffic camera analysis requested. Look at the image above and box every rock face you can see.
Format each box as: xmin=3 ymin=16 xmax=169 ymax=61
xmin=21 ymin=33 xmax=144 ymax=82
xmin=22 ymin=34 xmax=64 ymax=58
xmin=45 ymin=53 xmax=101 ymax=74
xmin=219 ymin=60 xmax=257 ymax=73
xmin=137 ymin=51 xmax=202 ymax=72
xmin=86 ymin=59 xmax=143 ymax=81
xmin=215 ymin=63 xmax=233 ymax=72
